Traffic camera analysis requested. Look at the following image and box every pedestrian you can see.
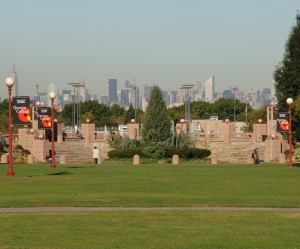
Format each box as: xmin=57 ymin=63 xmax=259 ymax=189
xmin=253 ymin=148 xmax=260 ymax=164
xmin=93 ymin=146 xmax=100 ymax=164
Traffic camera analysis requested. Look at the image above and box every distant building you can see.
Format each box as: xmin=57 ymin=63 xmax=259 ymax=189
xmin=204 ymin=76 xmax=215 ymax=101
xmin=108 ymin=79 xmax=118 ymax=105
xmin=47 ymin=83 xmax=59 ymax=107
xmin=10 ymin=62 xmax=19 ymax=97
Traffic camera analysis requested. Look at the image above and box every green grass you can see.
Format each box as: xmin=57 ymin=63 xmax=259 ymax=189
xmin=1 ymin=163 xmax=300 ymax=248
xmin=0 ymin=163 xmax=300 ymax=208
xmin=1 ymin=211 xmax=300 ymax=248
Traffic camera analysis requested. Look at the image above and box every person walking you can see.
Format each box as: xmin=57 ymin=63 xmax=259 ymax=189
xmin=93 ymin=146 xmax=100 ymax=164
xmin=253 ymin=148 xmax=260 ymax=164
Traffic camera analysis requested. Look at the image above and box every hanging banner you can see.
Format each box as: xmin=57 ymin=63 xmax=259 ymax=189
xmin=12 ymin=96 xmax=31 ymax=125
xmin=37 ymin=107 xmax=52 ymax=130
xmin=276 ymin=112 xmax=289 ymax=132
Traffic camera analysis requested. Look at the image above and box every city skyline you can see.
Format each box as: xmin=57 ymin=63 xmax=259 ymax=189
xmin=1 ymin=1 xmax=299 ymax=100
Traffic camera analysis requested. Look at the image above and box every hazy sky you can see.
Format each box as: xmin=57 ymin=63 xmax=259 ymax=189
xmin=0 ymin=0 xmax=299 ymax=100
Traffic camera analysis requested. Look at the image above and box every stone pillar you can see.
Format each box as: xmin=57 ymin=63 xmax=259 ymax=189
xmin=253 ymin=124 xmax=267 ymax=142
xmin=60 ymin=155 xmax=66 ymax=164
xmin=1 ymin=154 xmax=7 ymax=163
xmin=219 ymin=122 xmax=234 ymax=141
xmin=279 ymin=154 xmax=286 ymax=163
xmin=85 ymin=135 xmax=90 ymax=144
xmin=211 ymin=154 xmax=218 ymax=164
xmin=81 ymin=123 xmax=96 ymax=142
xmin=133 ymin=155 xmax=140 ymax=165
xmin=205 ymin=134 xmax=210 ymax=143
xmin=127 ymin=122 xmax=140 ymax=140
xmin=176 ymin=121 xmax=188 ymax=134
xmin=247 ymin=154 xmax=253 ymax=164
xmin=172 ymin=154 xmax=179 ymax=164
xmin=57 ymin=135 xmax=63 ymax=144
xmin=27 ymin=154 xmax=34 ymax=163
xmin=264 ymin=139 xmax=281 ymax=162
xmin=224 ymin=135 xmax=230 ymax=143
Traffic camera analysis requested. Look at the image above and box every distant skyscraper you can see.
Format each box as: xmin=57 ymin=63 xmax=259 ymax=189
xmin=108 ymin=79 xmax=118 ymax=105
xmin=10 ymin=62 xmax=19 ymax=97
xmin=204 ymin=76 xmax=215 ymax=101
xmin=80 ymin=78 xmax=87 ymax=102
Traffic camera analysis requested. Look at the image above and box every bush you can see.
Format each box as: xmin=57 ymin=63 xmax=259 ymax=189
xmin=284 ymin=149 xmax=289 ymax=158
xmin=166 ymin=148 xmax=211 ymax=159
xmin=15 ymin=144 xmax=24 ymax=150
xmin=22 ymin=149 xmax=31 ymax=155
xmin=108 ymin=148 xmax=144 ymax=159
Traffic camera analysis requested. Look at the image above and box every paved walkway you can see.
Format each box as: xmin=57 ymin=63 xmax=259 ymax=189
xmin=1 ymin=207 xmax=300 ymax=213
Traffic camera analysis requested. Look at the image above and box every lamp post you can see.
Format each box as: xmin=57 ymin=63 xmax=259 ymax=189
xmin=49 ymin=92 xmax=56 ymax=168
xmin=5 ymin=77 xmax=15 ymax=176
xmin=233 ymin=87 xmax=236 ymax=132
xmin=286 ymin=98 xmax=293 ymax=168
xmin=134 ymin=86 xmax=137 ymax=121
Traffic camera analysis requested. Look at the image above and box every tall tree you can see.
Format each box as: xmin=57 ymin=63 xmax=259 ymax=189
xmin=142 ymin=85 xmax=171 ymax=143
xmin=274 ymin=13 xmax=300 ymax=141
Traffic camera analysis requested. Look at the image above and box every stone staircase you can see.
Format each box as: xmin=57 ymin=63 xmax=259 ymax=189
xmin=53 ymin=139 xmax=112 ymax=164
xmin=209 ymin=142 xmax=265 ymax=164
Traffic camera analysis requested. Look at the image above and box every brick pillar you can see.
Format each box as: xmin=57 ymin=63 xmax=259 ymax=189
xmin=224 ymin=135 xmax=230 ymax=143
xmin=133 ymin=155 xmax=140 ymax=165
xmin=172 ymin=154 xmax=179 ymax=164
xmin=205 ymin=134 xmax=210 ymax=143
xmin=57 ymin=135 xmax=63 ymax=144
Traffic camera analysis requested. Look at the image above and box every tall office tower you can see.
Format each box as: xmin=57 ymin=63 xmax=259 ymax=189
xmin=129 ymin=87 xmax=139 ymax=108
xmin=204 ymin=76 xmax=215 ymax=101
xmin=193 ymin=80 xmax=202 ymax=90
xmin=120 ymin=89 xmax=130 ymax=107
xmin=47 ymin=83 xmax=59 ymax=107
xmin=161 ymin=90 xmax=169 ymax=106
xmin=194 ymin=89 xmax=204 ymax=101
xmin=169 ymin=91 xmax=177 ymax=106
xmin=271 ymin=80 xmax=276 ymax=98
xmin=223 ymin=90 xmax=234 ymax=99
xmin=80 ymin=78 xmax=87 ymax=102
xmin=108 ymin=79 xmax=118 ymax=105
xmin=10 ymin=62 xmax=19 ymax=97
xmin=230 ymin=85 xmax=239 ymax=94
xmin=141 ymin=85 xmax=152 ymax=102
xmin=99 ymin=96 xmax=109 ymax=105
xmin=247 ymin=89 xmax=259 ymax=103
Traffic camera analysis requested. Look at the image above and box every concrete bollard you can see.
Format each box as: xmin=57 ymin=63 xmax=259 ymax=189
xmin=60 ymin=155 xmax=66 ymax=164
xmin=211 ymin=153 xmax=218 ymax=164
xmin=172 ymin=154 xmax=179 ymax=164
xmin=98 ymin=156 xmax=102 ymax=164
xmin=279 ymin=154 xmax=286 ymax=163
xmin=247 ymin=154 xmax=253 ymax=164
xmin=133 ymin=155 xmax=140 ymax=165
xmin=1 ymin=154 xmax=8 ymax=163
xmin=27 ymin=154 xmax=34 ymax=163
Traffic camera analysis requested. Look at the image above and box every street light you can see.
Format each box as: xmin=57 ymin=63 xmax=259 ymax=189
xmin=49 ymin=91 xmax=56 ymax=168
xmin=286 ymin=97 xmax=293 ymax=168
xmin=233 ymin=87 xmax=236 ymax=132
xmin=5 ymin=77 xmax=15 ymax=176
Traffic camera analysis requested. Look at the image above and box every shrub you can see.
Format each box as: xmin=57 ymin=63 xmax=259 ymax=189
xmin=108 ymin=148 xmax=144 ymax=159
xmin=22 ymin=149 xmax=31 ymax=155
xmin=284 ymin=149 xmax=289 ymax=158
xmin=15 ymin=144 xmax=24 ymax=150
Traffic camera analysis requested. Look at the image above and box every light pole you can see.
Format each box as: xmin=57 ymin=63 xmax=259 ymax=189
xmin=233 ymin=87 xmax=236 ymax=132
xmin=134 ymin=86 xmax=137 ymax=121
xmin=5 ymin=77 xmax=15 ymax=176
xmin=286 ymin=98 xmax=293 ymax=168
xmin=49 ymin=92 xmax=56 ymax=168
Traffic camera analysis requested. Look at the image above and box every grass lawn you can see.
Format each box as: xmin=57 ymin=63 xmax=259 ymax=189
xmin=1 ymin=163 xmax=300 ymax=248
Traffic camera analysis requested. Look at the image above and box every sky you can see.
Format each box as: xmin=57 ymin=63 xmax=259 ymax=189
xmin=0 ymin=0 xmax=299 ymax=100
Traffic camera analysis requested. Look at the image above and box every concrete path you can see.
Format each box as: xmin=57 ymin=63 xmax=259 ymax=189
xmin=1 ymin=207 xmax=300 ymax=213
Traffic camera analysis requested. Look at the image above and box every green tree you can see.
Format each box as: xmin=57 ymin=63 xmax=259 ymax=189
xmin=142 ymin=85 xmax=171 ymax=143
xmin=190 ymin=101 xmax=213 ymax=119
xmin=124 ymin=104 xmax=135 ymax=124
xmin=0 ymin=99 xmax=8 ymax=117
xmin=110 ymin=104 xmax=126 ymax=118
xmin=274 ymin=13 xmax=300 ymax=141
xmin=243 ymin=106 xmax=267 ymax=132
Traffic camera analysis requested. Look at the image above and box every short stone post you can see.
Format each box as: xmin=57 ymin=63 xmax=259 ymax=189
xmin=60 ymin=155 xmax=66 ymax=164
xmin=98 ymin=156 xmax=102 ymax=164
xmin=247 ymin=154 xmax=253 ymax=164
xmin=133 ymin=155 xmax=140 ymax=165
xmin=1 ymin=154 xmax=7 ymax=163
xmin=211 ymin=153 xmax=218 ymax=164
xmin=279 ymin=154 xmax=286 ymax=163
xmin=27 ymin=154 xmax=34 ymax=163
xmin=172 ymin=154 xmax=179 ymax=164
